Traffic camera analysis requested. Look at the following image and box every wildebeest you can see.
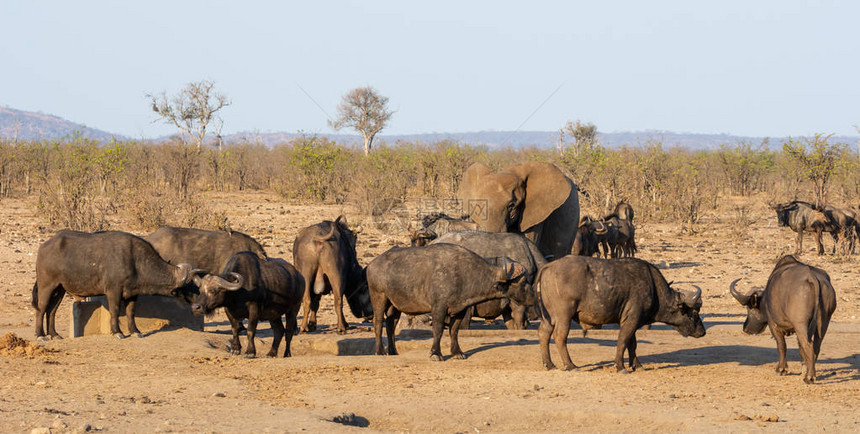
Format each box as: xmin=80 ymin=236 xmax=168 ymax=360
xmin=580 ymin=216 xmax=624 ymax=258
xmin=293 ymin=216 xmax=372 ymax=334
xmin=430 ymin=231 xmax=545 ymax=329
xmin=535 ymin=255 xmax=705 ymax=372
xmin=366 ymin=244 xmax=529 ymax=361
xmin=32 ymin=230 xmax=197 ymax=340
xmin=605 ymin=215 xmax=636 ymax=258
xmin=410 ymin=213 xmax=481 ymax=246
xmin=729 ymin=255 xmax=837 ymax=383
xmin=191 ymin=252 xmax=304 ymax=358
xmin=145 ymin=226 xmax=267 ymax=275
xmin=774 ymin=201 xmax=841 ymax=255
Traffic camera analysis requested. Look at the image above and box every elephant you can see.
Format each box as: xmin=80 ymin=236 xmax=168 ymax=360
xmin=458 ymin=161 xmax=580 ymax=261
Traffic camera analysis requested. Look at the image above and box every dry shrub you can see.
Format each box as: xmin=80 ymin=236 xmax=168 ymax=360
xmin=729 ymin=205 xmax=758 ymax=241
xmin=0 ymin=333 xmax=48 ymax=358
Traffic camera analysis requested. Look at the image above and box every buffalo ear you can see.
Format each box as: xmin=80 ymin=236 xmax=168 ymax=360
xmin=749 ymin=292 xmax=761 ymax=308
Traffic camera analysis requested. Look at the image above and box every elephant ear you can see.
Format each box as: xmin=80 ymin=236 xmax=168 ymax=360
xmin=506 ymin=162 xmax=572 ymax=232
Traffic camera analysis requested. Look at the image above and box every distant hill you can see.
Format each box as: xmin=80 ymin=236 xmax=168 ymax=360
xmin=0 ymin=106 xmax=123 ymax=142
xmin=1 ymin=105 xmax=857 ymax=151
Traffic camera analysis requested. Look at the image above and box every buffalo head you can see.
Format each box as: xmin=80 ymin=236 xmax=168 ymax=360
xmin=664 ymin=284 xmax=706 ymax=338
xmin=190 ymin=272 xmax=245 ymax=315
xmin=729 ymin=278 xmax=768 ymax=334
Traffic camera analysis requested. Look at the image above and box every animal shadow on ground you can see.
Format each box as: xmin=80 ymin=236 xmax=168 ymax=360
xmin=464 ymin=336 xmax=637 ymax=360
xmin=642 ymin=346 xmax=860 ymax=382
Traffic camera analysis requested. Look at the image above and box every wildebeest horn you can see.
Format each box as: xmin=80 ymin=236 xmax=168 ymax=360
xmin=683 ymin=284 xmax=702 ymax=307
xmin=729 ymin=278 xmax=751 ymax=305
xmin=314 ymin=222 xmax=337 ymax=243
xmin=216 ymin=272 xmax=244 ymax=291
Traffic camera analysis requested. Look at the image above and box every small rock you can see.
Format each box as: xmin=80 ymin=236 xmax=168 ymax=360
xmin=213 ymin=392 xmax=226 ymax=398
xmin=736 ymin=414 xmax=753 ymax=421
xmin=760 ymin=414 xmax=779 ymax=423
xmin=77 ymin=423 xmax=93 ymax=432
xmin=668 ymin=393 xmax=678 ymax=399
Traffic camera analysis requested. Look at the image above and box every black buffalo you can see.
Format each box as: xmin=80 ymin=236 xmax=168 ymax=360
xmin=410 ymin=213 xmax=481 ymax=247
xmin=191 ymin=252 xmax=304 ymax=358
xmin=293 ymin=216 xmax=372 ymax=334
xmin=730 ymin=255 xmax=837 ymax=383
xmin=535 ymin=256 xmax=705 ymax=372
xmin=145 ymin=226 xmax=267 ymax=275
xmin=366 ymin=244 xmax=528 ymax=361
xmin=32 ymin=230 xmax=197 ymax=340
xmin=430 ymin=231 xmax=544 ymax=329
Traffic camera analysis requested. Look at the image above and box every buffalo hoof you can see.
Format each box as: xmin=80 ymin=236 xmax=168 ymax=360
xmin=804 ymin=376 xmax=815 ymax=384
xmin=452 ymin=353 xmax=467 ymax=360
xmin=430 ymin=354 xmax=443 ymax=362
xmin=230 ymin=349 xmax=241 ymax=356
xmin=617 ymin=368 xmax=632 ymax=374
xmin=266 ymin=352 xmax=277 ymax=358
xmin=543 ymin=362 xmax=556 ymax=371
xmin=776 ymin=367 xmax=788 ymax=376
xmin=134 ymin=333 xmax=144 ymax=339
xmin=36 ymin=336 xmax=50 ymax=342
xmin=560 ymin=364 xmax=578 ymax=372
xmin=114 ymin=333 xmax=127 ymax=339
xmin=50 ymin=335 xmax=63 ymax=340
xmin=243 ymin=354 xmax=257 ymax=359
xmin=336 ymin=329 xmax=347 ymax=336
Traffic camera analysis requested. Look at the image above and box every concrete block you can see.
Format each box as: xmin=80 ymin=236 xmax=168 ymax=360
xmin=71 ymin=295 xmax=203 ymax=337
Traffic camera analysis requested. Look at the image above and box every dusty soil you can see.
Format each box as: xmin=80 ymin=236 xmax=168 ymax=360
xmin=1 ymin=192 xmax=859 ymax=433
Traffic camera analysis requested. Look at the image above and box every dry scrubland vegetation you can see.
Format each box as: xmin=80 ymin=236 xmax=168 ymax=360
xmin=2 ymin=132 xmax=860 ymax=432
xmin=0 ymin=131 xmax=856 ymax=236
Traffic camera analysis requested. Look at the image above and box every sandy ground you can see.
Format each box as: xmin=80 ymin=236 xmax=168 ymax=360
xmin=1 ymin=192 xmax=859 ymax=433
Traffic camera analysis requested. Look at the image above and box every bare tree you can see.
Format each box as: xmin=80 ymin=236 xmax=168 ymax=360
xmin=147 ymin=80 xmax=230 ymax=150
xmin=329 ymin=86 xmax=393 ymax=155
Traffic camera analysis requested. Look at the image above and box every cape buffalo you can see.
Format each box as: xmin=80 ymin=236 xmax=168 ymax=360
xmin=430 ymin=231 xmax=544 ymax=329
xmin=410 ymin=213 xmax=481 ymax=246
xmin=366 ymin=244 xmax=528 ymax=361
xmin=293 ymin=216 xmax=372 ymax=334
xmin=145 ymin=226 xmax=267 ymax=275
xmin=32 ymin=230 xmax=197 ymax=340
xmin=191 ymin=252 xmax=304 ymax=358
xmin=535 ymin=256 xmax=705 ymax=372
xmin=730 ymin=255 xmax=837 ymax=383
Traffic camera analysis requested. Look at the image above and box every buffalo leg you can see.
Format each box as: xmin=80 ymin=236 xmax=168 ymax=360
xmin=283 ymin=306 xmax=300 ymax=357
xmin=615 ymin=323 xmax=638 ymax=373
xmin=226 ymin=310 xmax=242 ymax=355
xmin=539 ymin=318 xmax=555 ymax=370
xmin=267 ymin=318 xmax=285 ymax=358
xmin=459 ymin=305 xmax=474 ymax=330
xmin=449 ymin=310 xmax=467 ymax=360
xmin=299 ymin=265 xmax=318 ymax=333
xmin=553 ymin=318 xmax=576 ymax=371
xmin=795 ymin=327 xmax=816 ymax=384
xmin=370 ymin=290 xmax=390 ymax=356
xmin=124 ymin=295 xmax=142 ymax=337
xmin=244 ymin=304 xmax=260 ymax=358
xmin=385 ymin=306 xmax=401 ymax=356
xmin=45 ymin=288 xmax=65 ymax=339
xmin=429 ymin=306 xmax=447 ymax=361
xmin=773 ymin=329 xmax=788 ymax=375
xmin=626 ymin=333 xmax=642 ymax=371
xmin=105 ymin=292 xmax=125 ymax=338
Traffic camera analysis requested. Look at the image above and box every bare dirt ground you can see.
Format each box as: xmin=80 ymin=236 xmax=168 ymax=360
xmin=1 ymin=192 xmax=859 ymax=433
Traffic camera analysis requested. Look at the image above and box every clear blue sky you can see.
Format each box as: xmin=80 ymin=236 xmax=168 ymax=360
xmin=2 ymin=1 xmax=858 ymax=139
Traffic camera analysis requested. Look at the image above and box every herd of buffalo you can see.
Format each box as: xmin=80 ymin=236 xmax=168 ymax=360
xmin=29 ymin=162 xmax=841 ymax=384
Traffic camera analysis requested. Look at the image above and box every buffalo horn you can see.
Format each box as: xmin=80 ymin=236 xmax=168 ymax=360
xmin=594 ymin=220 xmax=607 ymax=234
xmin=729 ymin=278 xmax=752 ymax=305
xmin=216 ymin=272 xmax=244 ymax=291
xmin=683 ymin=284 xmax=702 ymax=307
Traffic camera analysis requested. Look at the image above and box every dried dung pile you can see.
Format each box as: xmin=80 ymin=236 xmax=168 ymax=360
xmin=0 ymin=332 xmax=48 ymax=358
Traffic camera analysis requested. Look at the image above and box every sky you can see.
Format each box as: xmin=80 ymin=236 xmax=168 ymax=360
xmin=1 ymin=1 xmax=858 ymax=139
